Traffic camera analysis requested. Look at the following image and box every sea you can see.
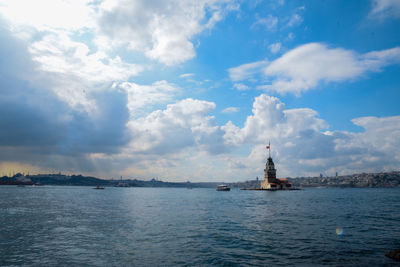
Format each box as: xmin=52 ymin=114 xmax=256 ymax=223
xmin=0 ymin=186 xmax=399 ymax=266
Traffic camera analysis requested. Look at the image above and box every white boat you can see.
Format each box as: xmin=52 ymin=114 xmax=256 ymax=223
xmin=216 ymin=185 xmax=230 ymax=191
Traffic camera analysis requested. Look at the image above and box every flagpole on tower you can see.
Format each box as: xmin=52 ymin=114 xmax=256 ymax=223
xmin=266 ymin=141 xmax=271 ymax=158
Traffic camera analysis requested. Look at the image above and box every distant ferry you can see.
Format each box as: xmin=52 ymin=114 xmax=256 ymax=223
xmin=216 ymin=185 xmax=230 ymax=191
xmin=93 ymin=185 xmax=105 ymax=190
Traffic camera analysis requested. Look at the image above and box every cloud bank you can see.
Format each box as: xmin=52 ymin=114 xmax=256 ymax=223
xmin=370 ymin=0 xmax=400 ymax=19
xmin=98 ymin=0 xmax=239 ymax=65
xmin=230 ymin=43 xmax=400 ymax=95
xmin=0 ymin=2 xmax=399 ymax=181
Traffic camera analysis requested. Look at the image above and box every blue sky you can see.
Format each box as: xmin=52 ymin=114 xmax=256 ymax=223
xmin=0 ymin=0 xmax=399 ymax=181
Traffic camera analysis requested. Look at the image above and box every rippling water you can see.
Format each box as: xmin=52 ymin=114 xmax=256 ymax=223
xmin=1 ymin=186 xmax=399 ymax=266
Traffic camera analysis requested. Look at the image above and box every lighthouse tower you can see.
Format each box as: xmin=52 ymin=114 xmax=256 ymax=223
xmin=264 ymin=156 xmax=277 ymax=183
xmin=260 ymin=142 xmax=292 ymax=190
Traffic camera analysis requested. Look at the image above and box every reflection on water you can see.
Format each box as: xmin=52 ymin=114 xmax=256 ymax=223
xmin=0 ymin=186 xmax=399 ymax=266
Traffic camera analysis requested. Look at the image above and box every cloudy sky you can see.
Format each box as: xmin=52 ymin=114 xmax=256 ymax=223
xmin=0 ymin=0 xmax=399 ymax=181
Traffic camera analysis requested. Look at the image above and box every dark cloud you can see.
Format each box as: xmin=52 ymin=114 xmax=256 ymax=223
xmin=59 ymin=90 xmax=130 ymax=155
xmin=288 ymin=129 xmax=335 ymax=159
xmin=0 ymin=24 xmax=131 ymax=165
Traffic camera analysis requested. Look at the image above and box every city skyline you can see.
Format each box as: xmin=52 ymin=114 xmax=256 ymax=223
xmin=0 ymin=0 xmax=399 ymax=181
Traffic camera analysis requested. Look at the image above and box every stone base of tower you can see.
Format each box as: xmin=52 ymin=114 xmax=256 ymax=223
xmin=260 ymin=180 xmax=275 ymax=189
xmin=260 ymin=179 xmax=292 ymax=190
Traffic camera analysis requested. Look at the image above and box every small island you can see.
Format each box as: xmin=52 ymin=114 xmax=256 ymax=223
xmin=243 ymin=143 xmax=298 ymax=190
xmin=260 ymin=151 xmax=293 ymax=190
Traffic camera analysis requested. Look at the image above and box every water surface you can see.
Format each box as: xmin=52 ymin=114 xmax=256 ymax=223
xmin=1 ymin=186 xmax=399 ymax=266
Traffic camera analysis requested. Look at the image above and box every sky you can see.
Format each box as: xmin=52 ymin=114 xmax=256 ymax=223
xmin=0 ymin=0 xmax=399 ymax=181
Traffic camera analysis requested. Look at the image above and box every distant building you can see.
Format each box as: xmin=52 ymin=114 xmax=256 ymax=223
xmin=260 ymin=143 xmax=292 ymax=190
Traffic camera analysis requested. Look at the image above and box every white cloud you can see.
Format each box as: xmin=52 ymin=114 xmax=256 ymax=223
xmin=221 ymin=94 xmax=400 ymax=177
xmin=230 ymin=43 xmax=400 ymax=95
xmin=264 ymin=43 xmax=400 ymax=94
xmin=120 ymin=80 xmax=181 ymax=118
xmin=286 ymin=32 xmax=294 ymax=41
xmin=350 ymin=116 xmax=400 ymax=155
xmin=263 ymin=43 xmax=364 ymax=94
xmin=127 ymin=98 xmax=228 ymax=155
xmin=180 ymin=73 xmax=195 ymax=78
xmin=287 ymin=14 xmax=303 ymax=27
xmin=269 ymin=42 xmax=282 ymax=54
xmin=222 ymin=107 xmax=239 ymax=113
xmin=329 ymin=116 xmax=400 ymax=175
xmin=233 ymin=83 xmax=250 ymax=90
xmin=361 ymin=46 xmax=400 ymax=70
xmin=228 ymin=59 xmax=269 ymax=82
xmin=0 ymin=1 xmax=147 ymax=113
xmin=98 ymin=0 xmax=239 ymax=65
xmin=370 ymin=0 xmax=400 ymax=19
xmin=252 ymin=15 xmax=278 ymax=31
xmin=30 ymin=33 xmax=141 ymax=83
xmin=27 ymin=32 xmax=142 ymax=111
xmin=228 ymin=95 xmax=328 ymax=145
xmin=119 ymin=95 xmax=341 ymax=179
xmin=0 ymin=0 xmax=238 ymax=67
xmin=44 ymin=97 xmax=400 ymax=180
xmin=0 ymin=0 xmax=95 ymax=32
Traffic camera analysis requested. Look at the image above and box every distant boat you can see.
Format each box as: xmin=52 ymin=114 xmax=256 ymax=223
xmin=93 ymin=185 xmax=105 ymax=190
xmin=216 ymin=185 xmax=230 ymax=191
xmin=114 ymin=182 xmax=129 ymax=187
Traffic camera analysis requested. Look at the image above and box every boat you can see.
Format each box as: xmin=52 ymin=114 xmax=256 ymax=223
xmin=93 ymin=185 xmax=105 ymax=190
xmin=216 ymin=185 xmax=230 ymax=191
xmin=114 ymin=182 xmax=129 ymax=187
